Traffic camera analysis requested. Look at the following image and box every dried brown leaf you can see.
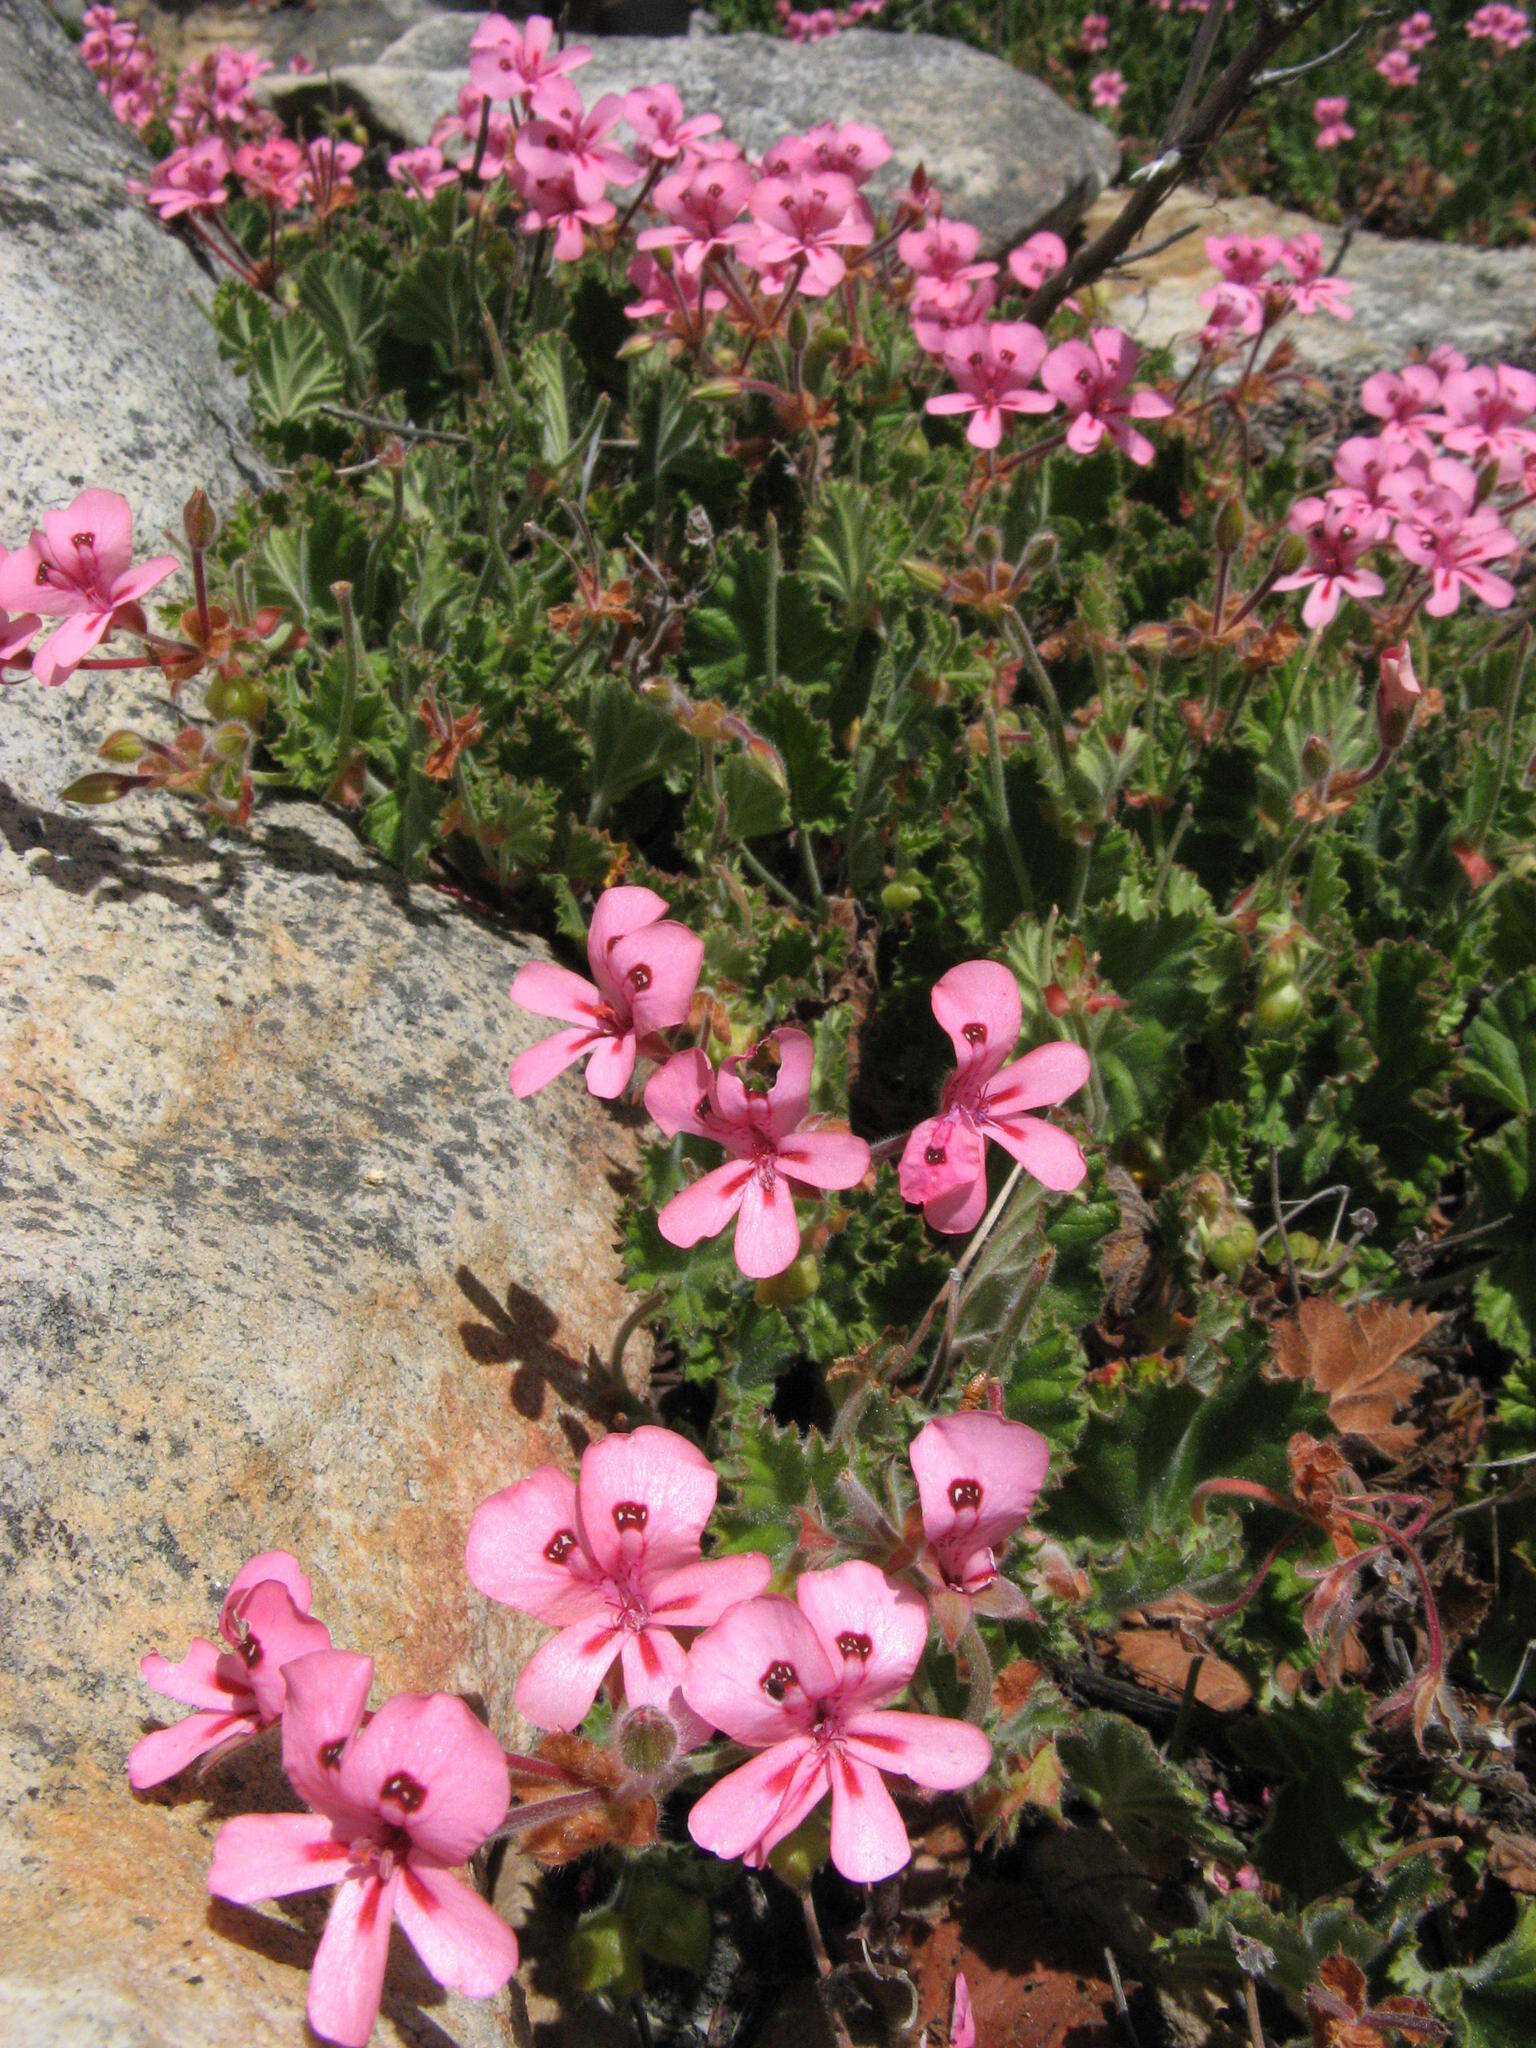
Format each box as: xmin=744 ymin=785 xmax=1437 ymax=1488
xmin=1112 ymin=1628 xmax=1254 ymax=1711
xmin=1273 ymin=1299 xmax=1440 ymax=1456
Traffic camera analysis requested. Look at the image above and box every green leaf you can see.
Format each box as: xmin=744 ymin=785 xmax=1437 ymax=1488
xmin=294 ymin=251 xmax=386 ymax=388
xmin=1234 ymin=1688 xmax=1387 ymax=1902
xmin=1059 ymin=1710 xmax=1241 ymax=1867
xmin=247 ymin=312 xmax=346 ymax=430
xmin=686 ymin=536 xmax=844 ymax=699
xmin=1433 ymin=1905 xmax=1536 ymax=2048
xmin=584 ymin=678 xmax=692 ymax=823
xmin=1462 ymin=973 xmax=1536 ymax=1118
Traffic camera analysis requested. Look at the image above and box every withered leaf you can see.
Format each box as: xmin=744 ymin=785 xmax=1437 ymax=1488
xmin=1112 ymin=1629 xmax=1253 ymax=1712
xmin=1272 ymin=1299 xmax=1440 ymax=1456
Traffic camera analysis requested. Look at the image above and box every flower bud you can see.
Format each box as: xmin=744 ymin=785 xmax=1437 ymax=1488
xmin=1274 ymin=533 xmax=1309 ymax=576
xmin=767 ymin=1809 xmax=832 ymax=1889
xmin=1375 ymin=641 xmax=1421 ymax=752
xmin=1021 ymin=530 xmax=1059 ymax=579
xmin=182 ymin=488 xmax=218 ymax=552
xmin=1214 ymin=495 xmax=1246 ymax=556
xmin=1301 ymin=732 xmax=1333 ymax=782
xmin=755 ymin=1253 xmax=820 ymax=1308
xmin=786 ymin=303 xmax=810 ymax=353
xmin=615 ymin=1706 xmax=679 ymax=1780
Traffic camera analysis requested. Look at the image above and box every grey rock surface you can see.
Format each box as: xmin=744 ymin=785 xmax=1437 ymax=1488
xmin=268 ymin=24 xmax=1122 ymax=246
xmin=0 ymin=0 xmax=266 ymax=547
xmin=0 ymin=656 xmax=648 ymax=2044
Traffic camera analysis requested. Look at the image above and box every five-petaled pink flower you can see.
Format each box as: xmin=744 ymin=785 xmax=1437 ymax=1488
xmin=1006 ymin=230 xmax=1067 ymax=293
xmin=1089 ymin=68 xmax=1127 ymax=109
xmin=0 ymin=487 xmax=178 ymax=687
xmin=466 ymin=1425 xmax=771 ymax=1733
xmin=129 ymin=1550 xmax=330 ymax=1789
xmin=1312 ymin=96 xmax=1355 ymax=149
xmin=742 ymin=171 xmax=874 ymax=298
xmin=909 ymin=1409 xmax=1049 ymax=1602
xmin=1376 ymin=47 xmax=1421 ymax=84
xmin=509 ymin=884 xmax=703 ymax=1099
xmin=468 ymin=11 xmax=591 ymax=105
xmin=1280 ymin=232 xmax=1354 ymax=320
xmin=1041 ymin=328 xmax=1173 ymax=466
xmin=145 ymin=136 xmax=232 ymax=218
xmin=622 ymin=83 xmax=724 ymax=166
xmin=927 ymin=321 xmax=1053 ymax=450
xmin=645 ymin=1029 xmax=871 ymax=1277
xmin=683 ymin=1560 xmax=992 ymax=1883
xmin=637 ymin=157 xmax=756 ymax=275
xmin=1433 ymin=363 xmax=1536 ymax=484
xmin=1360 ymin=363 xmax=1443 ymax=455
xmin=899 ymin=961 xmax=1091 ymax=1233
xmin=209 ymin=1651 xmax=518 ymax=2048
xmin=1273 ymin=496 xmax=1388 ymax=628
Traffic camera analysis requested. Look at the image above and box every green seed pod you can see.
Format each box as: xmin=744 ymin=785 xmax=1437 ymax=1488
xmin=767 ymin=1809 xmax=832 ymax=1889
xmin=1215 ymin=494 xmax=1246 ymax=556
xmin=755 ymin=1254 xmax=820 ymax=1308
xmin=568 ymin=1910 xmax=642 ymax=1997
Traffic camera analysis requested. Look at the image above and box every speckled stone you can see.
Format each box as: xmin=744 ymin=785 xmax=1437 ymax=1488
xmin=0 ymin=664 xmax=648 ymax=2045
xmin=0 ymin=0 xmax=265 ymax=544
xmin=266 ymin=24 xmax=1122 ymax=248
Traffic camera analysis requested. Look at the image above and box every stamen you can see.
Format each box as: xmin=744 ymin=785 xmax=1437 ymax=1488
xmin=761 ymin=1661 xmax=797 ymax=1702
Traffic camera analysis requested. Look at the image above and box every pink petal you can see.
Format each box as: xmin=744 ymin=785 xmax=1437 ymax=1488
xmin=828 ymin=1749 xmax=912 ymax=1882
xmin=687 ymin=1735 xmax=825 ymax=1863
xmin=207 ymin=1813 xmax=352 ymax=1904
xmin=280 ymin=1649 xmax=375 ymax=1819
xmin=583 ymin=1029 xmax=637 ymax=1099
xmin=466 ymin=1466 xmax=608 ymax=1625
xmin=394 ymin=1860 xmax=520 ymax=1997
xmin=682 ymin=1594 xmax=833 ymax=1747
xmin=578 ymin=1423 xmax=717 ymax=1579
xmin=647 ymin=1551 xmax=773 ymax=1628
xmin=129 ymin=1708 xmax=257 ymax=1789
xmin=843 ymin=1709 xmax=992 ymax=1789
xmin=509 ymin=960 xmax=603 ymax=1027
xmin=985 ymin=1040 xmax=1091 ymax=1115
xmin=0 ymin=546 xmax=47 ymax=614
xmin=984 ymin=1113 xmax=1087 ymax=1191
xmin=909 ymin=1411 xmax=1049 ymax=1558
xmin=776 ymin=1130 xmax=870 ymax=1192
xmin=222 ymin=1549 xmax=313 ymax=1626
xmin=924 ymin=1167 xmax=990 ymax=1235
xmin=509 ymin=1024 xmax=603 ymax=1098
xmin=795 ymin=1561 xmax=927 ymax=1705
xmin=110 ymin=554 xmax=179 ymax=607
xmin=619 ymin=1626 xmax=715 ymax=1748
xmin=30 ymin=611 xmax=108 ymax=687
xmin=340 ymin=1692 xmax=511 ymax=1864
xmin=763 ymin=1028 xmax=816 ymax=1136
xmin=514 ymin=1617 xmax=623 ymax=1732
xmin=231 ymin=1581 xmax=333 ymax=1722
xmin=587 ymin=883 xmax=670 ymax=987
xmin=656 ymin=1158 xmax=754 ymax=1248
xmin=931 ymin=961 xmax=1021 ymax=1083
xmin=897 ymin=1117 xmax=986 ymax=1218
xmin=308 ymin=1874 xmax=397 ymax=2048
xmin=644 ymin=1046 xmax=717 ymax=1138
xmin=733 ymin=1172 xmax=802 ymax=1278
xmin=952 ymin=1971 xmax=977 ymax=2048
xmin=609 ymin=921 xmax=704 ymax=1036
xmin=50 ymin=488 xmax=135 ymax=584
xmin=140 ymin=1637 xmax=247 ymax=1712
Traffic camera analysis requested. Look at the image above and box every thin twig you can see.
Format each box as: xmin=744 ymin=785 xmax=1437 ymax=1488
xmin=320 ymin=404 xmax=471 ymax=446
xmin=1269 ymin=1147 xmax=1300 ymax=1304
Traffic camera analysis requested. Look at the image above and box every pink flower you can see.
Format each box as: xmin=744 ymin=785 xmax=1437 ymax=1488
xmin=899 ymin=216 xmax=992 ymax=282
xmin=128 ymin=1552 xmax=330 ymax=1789
xmin=1273 ymin=496 xmax=1389 ymax=628
xmin=909 ymin=1409 xmax=1049 ymax=1599
xmin=898 ymin=962 xmax=1090 ymax=1233
xmin=645 ymin=1030 xmax=870 ymax=1277
xmin=1079 ymin=11 xmax=1110 ymax=51
xmin=1433 ymin=362 xmax=1536 ymax=483
xmin=1198 ymin=281 xmax=1264 ymax=349
xmin=1312 ymin=96 xmax=1355 ymax=148
xmin=741 ymin=171 xmax=874 ymax=297
xmin=1376 ymin=48 xmax=1420 ymax=84
xmin=509 ymin=884 xmax=702 ymax=1099
xmin=468 ymin=12 xmax=591 ymax=104
xmin=1397 ymin=11 xmax=1435 ymax=49
xmin=952 ymin=1973 xmax=978 ymax=2048
xmin=910 ymin=276 xmax=1000 ymax=357
xmin=1089 ymin=68 xmax=1127 ymax=109
xmin=0 ymin=487 xmax=178 ymax=687
xmin=1332 ymin=433 xmax=1412 ymax=510
xmin=209 ymin=1652 xmax=518 ymax=2048
xmin=764 ymin=121 xmax=893 ymax=185
xmin=1425 ymin=344 xmax=1467 ymax=379
xmin=1206 ymin=231 xmax=1284 ymax=288
xmin=926 ymin=321 xmax=1053 ymax=450
xmin=467 ymin=1426 xmax=770 ymax=1733
xmin=1007 ymin=230 xmax=1068 ymax=293
xmin=624 ymin=252 xmax=728 ymax=330
xmin=1360 ymin=363 xmax=1443 ymax=455
xmin=683 ymin=1561 xmax=992 ymax=1882
xmin=1040 ymin=326 xmax=1172 ymax=466
xmin=387 ymin=145 xmax=459 ymax=200
xmin=622 ymin=83 xmax=723 ymax=167
xmin=515 ymin=79 xmax=640 ymax=202
xmin=1280 ymin=231 xmax=1354 ymax=319
xmin=1394 ymin=501 xmax=1518 ymax=616
xmin=1467 ymin=3 xmax=1531 ymax=50
xmin=636 ymin=158 xmax=757 ymax=275
xmin=144 ymin=137 xmax=232 ymax=219
xmin=233 ymin=135 xmax=308 ymax=209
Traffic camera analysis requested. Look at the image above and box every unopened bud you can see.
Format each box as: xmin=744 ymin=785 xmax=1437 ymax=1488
xmin=182 ymin=488 xmax=218 ymax=552
xmin=1301 ymin=732 xmax=1333 ymax=782
xmin=1021 ymin=530 xmax=1059 ymax=578
xmin=615 ymin=1707 xmax=679 ymax=1779
xmin=1375 ymin=641 xmax=1421 ymax=751
xmin=901 ymin=557 xmax=948 ymax=592
xmin=786 ymin=303 xmax=810 ymax=352
xmin=1274 ymin=533 xmax=1309 ymax=576
xmin=684 ymin=505 xmax=714 ymax=551
xmin=1474 ymin=460 xmax=1502 ymax=508
xmin=1214 ymin=495 xmax=1246 ymax=556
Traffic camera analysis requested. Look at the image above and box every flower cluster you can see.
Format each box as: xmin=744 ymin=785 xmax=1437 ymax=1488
xmin=510 ymin=888 xmax=1090 ymax=1275
xmin=132 ymin=1411 xmax=1047 ymax=2035
xmin=1466 ymin=4 xmax=1531 ymax=53
xmin=79 ymin=4 xmax=163 ymax=132
xmin=1312 ymin=96 xmax=1355 ymax=150
xmin=774 ymin=0 xmax=887 ymax=43
xmin=1199 ymin=229 xmax=1354 ymax=344
xmin=1275 ymin=356 xmax=1531 ymax=628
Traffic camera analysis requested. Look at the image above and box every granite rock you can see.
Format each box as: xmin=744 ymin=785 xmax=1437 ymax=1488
xmin=267 ymin=24 xmax=1122 ymax=247
xmin=0 ymin=658 xmax=649 ymax=2044
xmin=0 ymin=0 xmax=266 ymax=546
